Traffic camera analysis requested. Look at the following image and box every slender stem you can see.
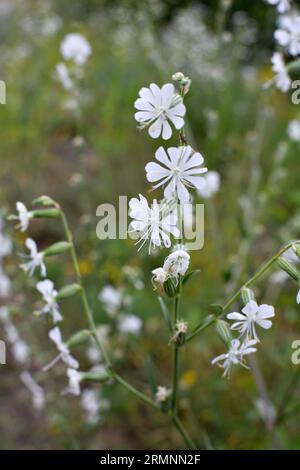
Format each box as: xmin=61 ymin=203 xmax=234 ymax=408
xmin=172 ymin=415 xmax=197 ymax=450
xmin=172 ymin=292 xmax=180 ymax=413
xmin=60 ymin=211 xmax=111 ymax=367
xmin=113 ymin=373 xmax=159 ymax=410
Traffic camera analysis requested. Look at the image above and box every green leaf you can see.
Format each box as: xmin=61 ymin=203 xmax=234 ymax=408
xmin=158 ymin=296 xmax=173 ymax=333
xmin=182 ymin=269 xmax=201 ymax=286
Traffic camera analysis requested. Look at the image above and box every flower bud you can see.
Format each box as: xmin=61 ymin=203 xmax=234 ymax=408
xmin=163 ymin=277 xmax=177 ymax=298
xmin=66 ymin=329 xmax=92 ymax=348
xmin=241 ymin=287 xmax=255 ymax=305
xmin=56 ymin=283 xmax=82 ymax=300
xmin=81 ymin=368 xmax=112 ymax=383
xmin=32 ymin=208 xmax=60 ymax=219
xmin=277 ymin=257 xmax=300 ymax=282
xmin=44 ymin=241 xmax=72 ymax=257
xmin=215 ymin=319 xmax=232 ymax=348
xmin=292 ymin=244 xmax=300 ymax=261
xmin=32 ymin=195 xmax=59 ymax=208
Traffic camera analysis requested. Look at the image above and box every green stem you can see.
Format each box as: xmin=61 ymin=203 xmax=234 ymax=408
xmin=172 ymin=415 xmax=197 ymax=450
xmin=60 ymin=211 xmax=111 ymax=367
xmin=60 ymin=210 xmax=158 ymax=408
xmin=172 ymin=292 xmax=180 ymax=413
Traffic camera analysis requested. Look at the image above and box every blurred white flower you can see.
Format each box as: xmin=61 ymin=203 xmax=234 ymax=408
xmin=0 ymin=220 xmax=12 ymax=259
xmin=197 ymin=171 xmax=220 ymax=198
xmin=145 ymin=146 xmax=207 ymax=203
xmin=129 ymin=194 xmax=180 ymax=251
xmin=155 ymin=385 xmax=171 ymax=403
xmin=13 ymin=202 xmax=33 ymax=232
xmin=265 ymin=0 xmax=290 ymax=13
xmin=119 ymin=314 xmax=142 ymax=335
xmin=55 ymin=62 xmax=73 ymax=90
xmin=80 ymin=389 xmax=110 ymax=424
xmin=36 ymin=279 xmax=62 ymax=323
xmin=270 ymin=270 xmax=289 ymax=284
xmin=12 ymin=340 xmax=29 ymax=365
xmin=65 ymin=368 xmax=82 ymax=395
xmin=211 ymin=338 xmax=257 ymax=377
xmin=134 ymin=83 xmax=185 ymax=139
xmin=98 ymin=285 xmax=123 ymax=316
xmin=60 ymin=33 xmax=91 ymax=64
xmin=43 ymin=327 xmax=79 ymax=371
xmin=20 ymin=371 xmax=45 ymax=411
xmin=274 ymin=15 xmax=300 ymax=56
xmin=271 ymin=52 xmax=291 ymax=92
xmin=283 ymin=246 xmax=299 ymax=263
xmin=287 ymin=120 xmax=300 ymax=141
xmin=163 ymin=249 xmax=190 ymax=278
xmin=20 ymin=238 xmax=46 ymax=277
xmin=0 ymin=268 xmax=11 ymax=297
xmin=227 ymin=300 xmax=275 ymax=341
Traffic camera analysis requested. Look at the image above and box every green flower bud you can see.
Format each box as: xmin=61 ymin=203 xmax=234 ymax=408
xmin=292 ymin=244 xmax=300 ymax=262
xmin=277 ymin=257 xmax=300 ymax=282
xmin=32 ymin=195 xmax=59 ymax=208
xmin=241 ymin=287 xmax=255 ymax=305
xmin=56 ymin=283 xmax=81 ymax=300
xmin=215 ymin=319 xmax=232 ymax=348
xmin=32 ymin=208 xmax=60 ymax=219
xmin=66 ymin=329 xmax=92 ymax=348
xmin=44 ymin=241 xmax=72 ymax=257
xmin=163 ymin=277 xmax=178 ymax=298
xmin=81 ymin=368 xmax=111 ymax=383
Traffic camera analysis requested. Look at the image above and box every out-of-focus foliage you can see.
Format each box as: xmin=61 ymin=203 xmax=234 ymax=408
xmin=1 ymin=0 xmax=300 ymax=450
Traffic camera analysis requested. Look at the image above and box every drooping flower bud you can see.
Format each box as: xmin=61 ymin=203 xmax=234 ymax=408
xmin=277 ymin=257 xmax=300 ymax=282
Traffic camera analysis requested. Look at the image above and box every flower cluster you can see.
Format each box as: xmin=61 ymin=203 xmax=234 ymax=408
xmin=212 ymin=295 xmax=276 ymax=377
xmin=266 ymin=0 xmax=300 ymax=93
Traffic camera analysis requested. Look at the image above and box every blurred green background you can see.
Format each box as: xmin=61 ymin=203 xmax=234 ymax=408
xmin=1 ymin=0 xmax=300 ymax=450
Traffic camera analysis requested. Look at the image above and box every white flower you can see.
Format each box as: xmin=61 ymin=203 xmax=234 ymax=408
xmin=119 ymin=314 xmax=142 ymax=335
xmin=65 ymin=368 xmax=82 ymax=395
xmin=55 ymin=62 xmax=73 ymax=90
xmin=134 ymin=83 xmax=186 ymax=139
xmin=155 ymin=385 xmax=171 ymax=403
xmin=197 ymin=171 xmax=220 ymax=198
xmin=98 ymin=285 xmax=123 ymax=316
xmin=211 ymin=338 xmax=257 ymax=377
xmin=0 ymin=268 xmax=11 ymax=297
xmin=287 ymin=120 xmax=300 ymax=141
xmin=43 ymin=327 xmax=79 ymax=371
xmin=20 ymin=371 xmax=45 ymax=411
xmin=274 ymin=15 xmax=300 ymax=56
xmin=80 ymin=389 xmax=110 ymax=424
xmin=227 ymin=300 xmax=275 ymax=342
xmin=265 ymin=0 xmax=291 ymax=13
xmin=283 ymin=246 xmax=299 ymax=263
xmin=13 ymin=202 xmax=33 ymax=232
xmin=60 ymin=33 xmax=91 ymax=64
xmin=152 ymin=267 xmax=169 ymax=286
xmin=12 ymin=340 xmax=29 ymax=364
xmin=271 ymin=53 xmax=291 ymax=92
xmin=145 ymin=146 xmax=207 ymax=203
xmin=20 ymin=238 xmax=46 ymax=277
xmin=163 ymin=249 xmax=190 ymax=278
xmin=129 ymin=194 xmax=180 ymax=251
xmin=36 ymin=279 xmax=62 ymax=323
xmin=0 ymin=221 xmax=12 ymax=259
xmin=297 ymin=289 xmax=300 ymax=304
